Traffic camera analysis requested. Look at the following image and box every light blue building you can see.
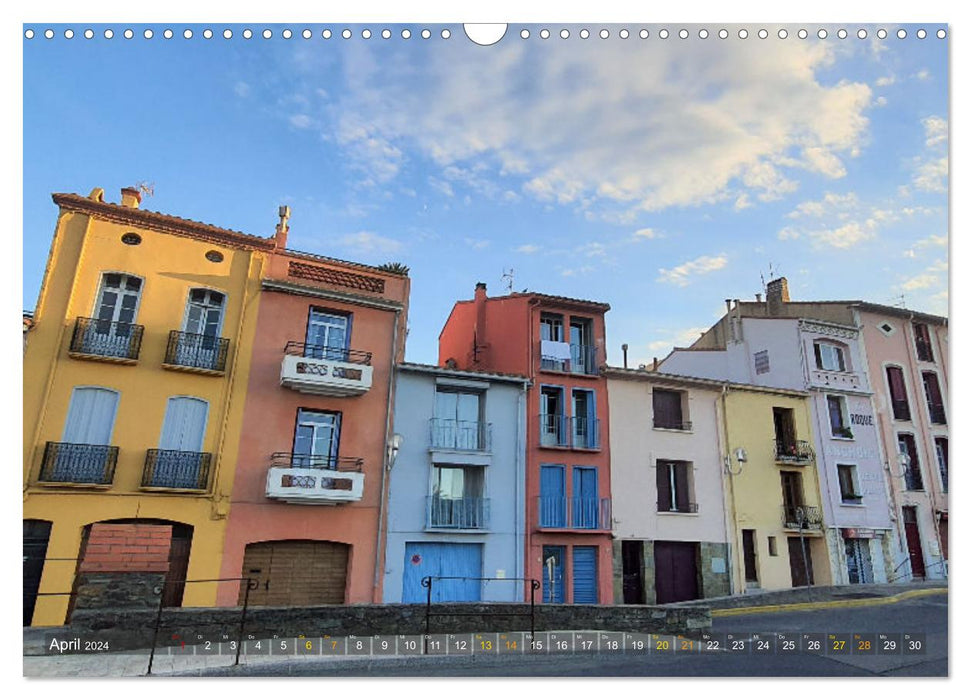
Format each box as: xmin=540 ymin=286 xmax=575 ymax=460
xmin=383 ymin=363 xmax=528 ymax=603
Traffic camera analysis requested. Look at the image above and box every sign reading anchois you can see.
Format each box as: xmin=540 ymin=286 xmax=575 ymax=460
xmin=850 ymin=414 xmax=874 ymax=426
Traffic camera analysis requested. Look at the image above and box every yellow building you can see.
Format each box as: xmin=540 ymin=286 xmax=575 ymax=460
xmin=23 ymin=187 xmax=274 ymax=626
xmin=720 ymin=385 xmax=834 ymax=592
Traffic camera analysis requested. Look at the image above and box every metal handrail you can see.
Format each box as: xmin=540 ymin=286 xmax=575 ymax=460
xmin=653 ymin=418 xmax=693 ymax=431
xmin=657 ymin=502 xmax=699 ymax=514
xmin=569 ymin=416 xmax=601 ymax=449
xmin=142 ymin=449 xmax=213 ymax=490
xmin=269 ymin=452 xmax=364 ymax=472
xmin=38 ymin=441 xmax=118 ymax=485
xmin=426 ymin=496 xmax=491 ymax=529
xmin=428 ymin=418 xmax=492 ymax=451
xmin=781 ymin=504 xmax=823 ymax=529
xmin=70 ymin=317 xmax=144 ymax=360
xmin=774 ymin=439 xmax=815 ymax=463
xmin=164 ymin=330 xmax=229 ymax=372
xmin=283 ymin=341 xmax=372 ymax=365
xmin=538 ymin=413 xmax=569 ymax=447
xmin=536 ymin=496 xmax=611 ymax=530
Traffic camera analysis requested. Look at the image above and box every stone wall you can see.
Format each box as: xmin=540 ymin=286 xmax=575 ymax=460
xmin=73 ymin=572 xmax=167 ymax=612
xmin=64 ymin=602 xmax=711 ymax=652
xmin=699 ymin=542 xmax=731 ymax=598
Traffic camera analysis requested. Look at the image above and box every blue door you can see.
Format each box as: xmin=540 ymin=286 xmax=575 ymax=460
xmin=573 ymin=546 xmax=599 ymax=603
xmin=572 ymin=467 xmax=599 ymax=529
xmin=542 ymin=545 xmax=565 ymax=603
xmin=402 ymin=542 xmax=482 ymax=603
xmin=540 ymin=465 xmax=566 ymax=527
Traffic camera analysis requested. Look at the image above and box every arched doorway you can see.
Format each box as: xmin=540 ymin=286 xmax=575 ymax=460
xmin=23 ymin=520 xmax=53 ymax=625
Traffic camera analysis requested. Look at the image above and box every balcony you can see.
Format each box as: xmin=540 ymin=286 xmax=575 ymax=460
xmin=38 ymin=442 xmax=118 ymax=486
xmin=141 ymin=449 xmax=212 ymax=491
xmin=539 ymin=341 xmax=598 ymax=375
xmin=537 ymin=496 xmax=612 ymax=530
xmin=809 ymin=368 xmax=862 ymax=391
xmin=570 ymin=416 xmax=601 ymax=450
xmin=429 ymin=418 xmax=492 ymax=452
xmin=68 ymin=317 xmax=143 ymax=363
xmin=657 ymin=501 xmax=699 ymax=514
xmin=653 ymin=418 xmax=693 ymax=431
xmin=539 ymin=413 xmax=569 ymax=448
xmin=426 ymin=496 xmax=490 ymax=530
xmin=163 ymin=330 xmax=229 ymax=374
xmin=264 ymin=452 xmax=364 ymax=504
xmin=279 ymin=341 xmax=373 ymax=397
xmin=928 ymin=403 xmax=947 ymax=425
xmin=782 ymin=504 xmax=823 ymax=531
xmin=891 ymin=399 xmax=911 ymax=422
xmin=774 ymin=439 xmax=815 ymax=465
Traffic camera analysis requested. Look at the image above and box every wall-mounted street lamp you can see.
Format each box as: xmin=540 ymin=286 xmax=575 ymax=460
xmin=387 ymin=433 xmax=403 ymax=470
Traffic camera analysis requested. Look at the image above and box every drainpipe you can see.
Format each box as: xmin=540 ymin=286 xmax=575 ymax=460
xmin=373 ymin=307 xmax=402 ymax=602
xmin=716 ymin=384 xmax=737 ymax=595
xmin=514 ymin=379 xmax=529 ymax=599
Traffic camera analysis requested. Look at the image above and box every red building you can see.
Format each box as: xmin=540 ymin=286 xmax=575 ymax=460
xmin=439 ymin=284 xmax=613 ymax=603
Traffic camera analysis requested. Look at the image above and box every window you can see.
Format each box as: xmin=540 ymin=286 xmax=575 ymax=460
xmin=827 ymin=395 xmax=852 ymax=438
xmin=885 ymin=366 xmax=911 ymax=421
xmin=935 ymin=437 xmax=948 ymax=493
xmin=878 ymin=321 xmax=894 ymax=336
xmin=656 ymin=460 xmax=694 ymax=512
xmin=433 ymin=390 xmax=483 ymax=450
xmin=653 ymin=389 xmax=688 ymax=430
xmin=540 ymin=313 xmax=567 ymax=371
xmin=171 ymin=288 xmax=227 ymax=370
xmin=429 ymin=465 xmax=486 ymax=528
xmin=95 ymin=273 xmax=142 ymax=325
xmin=754 ymin=350 xmax=770 ymax=374
xmin=768 ymin=537 xmax=778 ymax=557
xmin=837 ymin=464 xmax=862 ymax=504
xmin=913 ymin=323 xmax=934 ymax=362
xmin=571 ymin=389 xmax=598 ymax=449
xmin=569 ymin=318 xmax=596 ymax=375
xmin=540 ymin=386 xmax=567 ymax=446
xmin=572 ymin=466 xmax=600 ymax=528
xmin=921 ymin=372 xmax=946 ymax=425
xmin=539 ymin=465 xmax=566 ymax=527
xmin=46 ymin=387 xmax=119 ymax=483
xmin=149 ymin=396 xmax=210 ymax=489
xmin=813 ymin=341 xmax=847 ymax=371
xmin=78 ymin=273 xmax=143 ymax=358
xmin=292 ymin=409 xmax=341 ymax=468
xmin=897 ymin=433 xmax=923 ymax=491
xmin=305 ymin=308 xmax=350 ymax=361
xmin=773 ymin=407 xmax=797 ymax=455
xmin=780 ymin=471 xmax=805 ymax=515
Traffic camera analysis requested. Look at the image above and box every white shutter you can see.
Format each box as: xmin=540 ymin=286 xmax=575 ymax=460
xmin=61 ymin=388 xmax=118 ymax=445
xmin=159 ymin=397 xmax=208 ymax=452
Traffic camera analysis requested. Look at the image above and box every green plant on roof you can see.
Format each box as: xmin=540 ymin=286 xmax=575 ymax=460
xmin=378 ymin=262 xmax=410 ymax=275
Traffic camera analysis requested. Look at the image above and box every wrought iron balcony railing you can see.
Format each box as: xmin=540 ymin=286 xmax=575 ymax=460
xmin=904 ymin=467 xmax=924 ymax=492
xmin=269 ymin=452 xmax=364 ymax=471
xmin=537 ymin=496 xmax=612 ymax=530
xmin=657 ymin=501 xmax=699 ymax=514
xmin=653 ymin=418 xmax=693 ymax=431
xmin=774 ymin=439 xmax=815 ymax=464
xmin=928 ymin=403 xmax=947 ymax=425
xmin=142 ymin=449 xmax=213 ymax=490
xmin=569 ymin=343 xmax=598 ymax=375
xmin=429 ymin=418 xmax=492 ymax=452
xmin=164 ymin=330 xmax=229 ymax=373
xmin=570 ymin=416 xmax=601 ymax=449
xmin=284 ymin=341 xmax=372 ymax=365
xmin=38 ymin=441 xmax=118 ymax=485
xmin=782 ymin=504 xmax=823 ymax=530
xmin=426 ymin=496 xmax=490 ymax=529
xmin=539 ymin=413 xmax=569 ymax=447
xmin=69 ymin=317 xmax=144 ymax=361
xmin=891 ymin=399 xmax=911 ymax=422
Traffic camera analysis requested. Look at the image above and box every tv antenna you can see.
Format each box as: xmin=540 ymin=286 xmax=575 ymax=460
xmin=501 ymin=268 xmax=515 ymax=294
xmin=759 ymin=262 xmax=780 ymax=295
xmin=135 ymin=181 xmax=155 ymax=199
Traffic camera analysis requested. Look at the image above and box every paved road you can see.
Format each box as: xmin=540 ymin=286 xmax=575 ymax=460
xmin=178 ymin=592 xmax=947 ymax=677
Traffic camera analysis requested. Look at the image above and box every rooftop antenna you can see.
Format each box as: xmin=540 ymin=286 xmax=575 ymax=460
xmin=500 ymin=267 xmax=515 ymax=294
xmin=135 ymin=181 xmax=155 ymax=199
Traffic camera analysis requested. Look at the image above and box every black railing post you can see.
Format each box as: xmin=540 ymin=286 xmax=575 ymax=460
xmin=530 ymin=579 xmax=539 ymax=640
xmin=235 ymin=578 xmax=255 ymax=666
xmin=422 ymin=576 xmax=432 ymax=655
xmin=146 ymin=581 xmax=167 ymax=676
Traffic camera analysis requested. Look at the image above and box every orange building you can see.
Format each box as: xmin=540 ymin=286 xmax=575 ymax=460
xmin=215 ymin=211 xmax=409 ymax=606
xmin=439 ymin=284 xmax=613 ymax=603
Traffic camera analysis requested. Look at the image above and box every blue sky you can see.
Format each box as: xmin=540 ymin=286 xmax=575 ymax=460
xmin=23 ymin=23 xmax=948 ymax=367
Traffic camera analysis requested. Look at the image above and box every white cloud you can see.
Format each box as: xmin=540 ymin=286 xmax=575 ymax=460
xmin=913 ymin=157 xmax=948 ymax=193
xmin=915 ymin=69 xmax=931 ymax=81
xmin=733 ymin=193 xmax=752 ymax=211
xmin=336 ymin=231 xmax=403 ymax=255
xmin=633 ymin=227 xmax=660 ymax=239
xmin=464 ymin=237 xmax=490 ymax=250
xmin=807 ymin=221 xmax=876 ymax=249
xmin=778 ymin=227 xmax=800 ymax=240
xmin=645 ymin=327 xmax=711 ymax=356
xmin=234 ymin=81 xmax=251 ymax=98
xmin=875 ymin=75 xmax=896 ymax=87
xmin=657 ymin=254 xmax=728 ymax=287
xmin=787 ymin=191 xmax=859 ymax=218
xmin=875 ymin=96 xmax=888 ymax=107
xmin=577 ymin=242 xmax=607 ymax=258
xmin=922 ymin=116 xmax=948 ymax=148
xmin=296 ymin=37 xmax=873 ymax=216
xmin=899 ymin=273 xmax=938 ymax=291
xmin=289 ymin=114 xmax=313 ymax=129
xmin=915 ymin=234 xmax=948 ymax=248
xmin=515 ymin=244 xmax=540 ymax=254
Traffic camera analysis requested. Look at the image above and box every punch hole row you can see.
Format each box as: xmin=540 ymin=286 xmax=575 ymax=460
xmin=23 ymin=26 xmax=947 ymax=41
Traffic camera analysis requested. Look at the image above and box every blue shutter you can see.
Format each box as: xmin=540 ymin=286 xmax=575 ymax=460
xmin=572 ymin=467 xmax=599 ymax=529
xmin=540 ymin=466 xmax=565 ymax=527
xmin=572 ymin=546 xmax=599 ymax=603
xmin=401 ymin=543 xmax=482 ymax=603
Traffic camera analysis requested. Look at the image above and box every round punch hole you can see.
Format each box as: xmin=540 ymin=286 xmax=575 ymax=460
xmin=44 ymin=29 xmax=54 ymax=39
xmin=582 ymin=29 xmax=591 ymax=39
xmin=620 ymin=28 xmax=629 ymax=39
xmin=718 ymin=29 xmax=728 ymax=39
xmin=877 ymin=29 xmax=887 ymax=39
xmin=738 ymin=29 xmax=748 ymax=39
xmin=382 ymin=29 xmax=391 ymax=39
xmin=778 ymin=29 xmax=788 ymax=39
xmin=163 ymin=29 xmax=173 ymax=39
xmin=223 ymin=29 xmax=232 ymax=39
xmin=560 ymin=29 xmax=569 ymax=39
xmin=342 ymin=29 xmax=352 ymax=39
xmin=401 ymin=29 xmax=410 ymax=39
xmin=659 ymin=28 xmax=669 ymax=39
xmin=303 ymin=29 xmax=312 ymax=39
xmin=243 ymin=29 xmax=252 ymax=39
xmin=361 ymin=29 xmax=371 ymax=39
xmin=600 ymin=29 xmax=609 ymax=39
xmin=64 ymin=29 xmax=74 ymax=39
xmin=817 ymin=28 xmax=828 ymax=39
xmin=758 ymin=29 xmax=767 ymax=39
xmin=837 ymin=28 xmax=847 ymax=39
xmin=85 ymin=29 xmax=94 ymax=39
xmin=421 ymin=29 xmax=431 ymax=39
xmin=639 ymin=29 xmax=648 ymax=39
xmin=520 ymin=29 xmax=529 ymax=39
xmin=678 ymin=29 xmax=688 ymax=39
xmin=916 ymin=29 xmax=926 ymax=39
xmin=540 ymin=28 xmax=550 ymax=39
xmin=897 ymin=29 xmax=906 ymax=39
xmin=203 ymin=29 xmax=213 ymax=39
xmin=263 ymin=29 xmax=272 ymax=39
xmin=144 ymin=29 xmax=153 ymax=39
xmin=937 ymin=29 xmax=946 ymax=39
xmin=124 ymin=29 xmax=134 ymax=39
xmin=24 ymin=29 xmax=34 ymax=39
xmin=699 ymin=29 xmax=708 ymax=39
xmin=857 ymin=29 xmax=867 ymax=39
xmin=182 ymin=29 xmax=191 ymax=39
xmin=441 ymin=28 xmax=451 ymax=39
xmin=323 ymin=29 xmax=332 ymax=39
xmin=282 ymin=29 xmax=292 ymax=39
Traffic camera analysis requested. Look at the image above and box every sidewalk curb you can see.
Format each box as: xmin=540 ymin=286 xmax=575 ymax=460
xmin=710 ymin=587 xmax=947 ymax=617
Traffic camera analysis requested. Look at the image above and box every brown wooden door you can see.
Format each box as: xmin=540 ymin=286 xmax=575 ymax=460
xmin=787 ymin=537 xmax=815 ymax=587
xmin=240 ymin=541 xmax=349 ymax=606
xmin=162 ymin=525 xmax=192 ymax=608
xmin=621 ymin=541 xmax=644 ymax=604
xmin=903 ymin=507 xmax=926 ymax=578
xmin=23 ymin=520 xmax=53 ymax=626
xmin=654 ymin=541 xmax=698 ymax=604
xmin=741 ymin=529 xmax=758 ymax=584
xmin=780 ymin=472 xmax=804 ymax=511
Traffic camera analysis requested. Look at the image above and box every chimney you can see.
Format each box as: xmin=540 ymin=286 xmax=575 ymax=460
xmin=755 ymin=293 xmax=762 ymax=303
xmin=652 ymin=357 xmax=659 ymax=371
xmin=275 ymin=205 xmax=291 ymax=250
xmin=766 ymin=277 xmax=790 ymax=316
xmin=120 ymin=187 xmax=141 ymax=208
xmin=474 ymin=283 xmax=488 ymax=363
